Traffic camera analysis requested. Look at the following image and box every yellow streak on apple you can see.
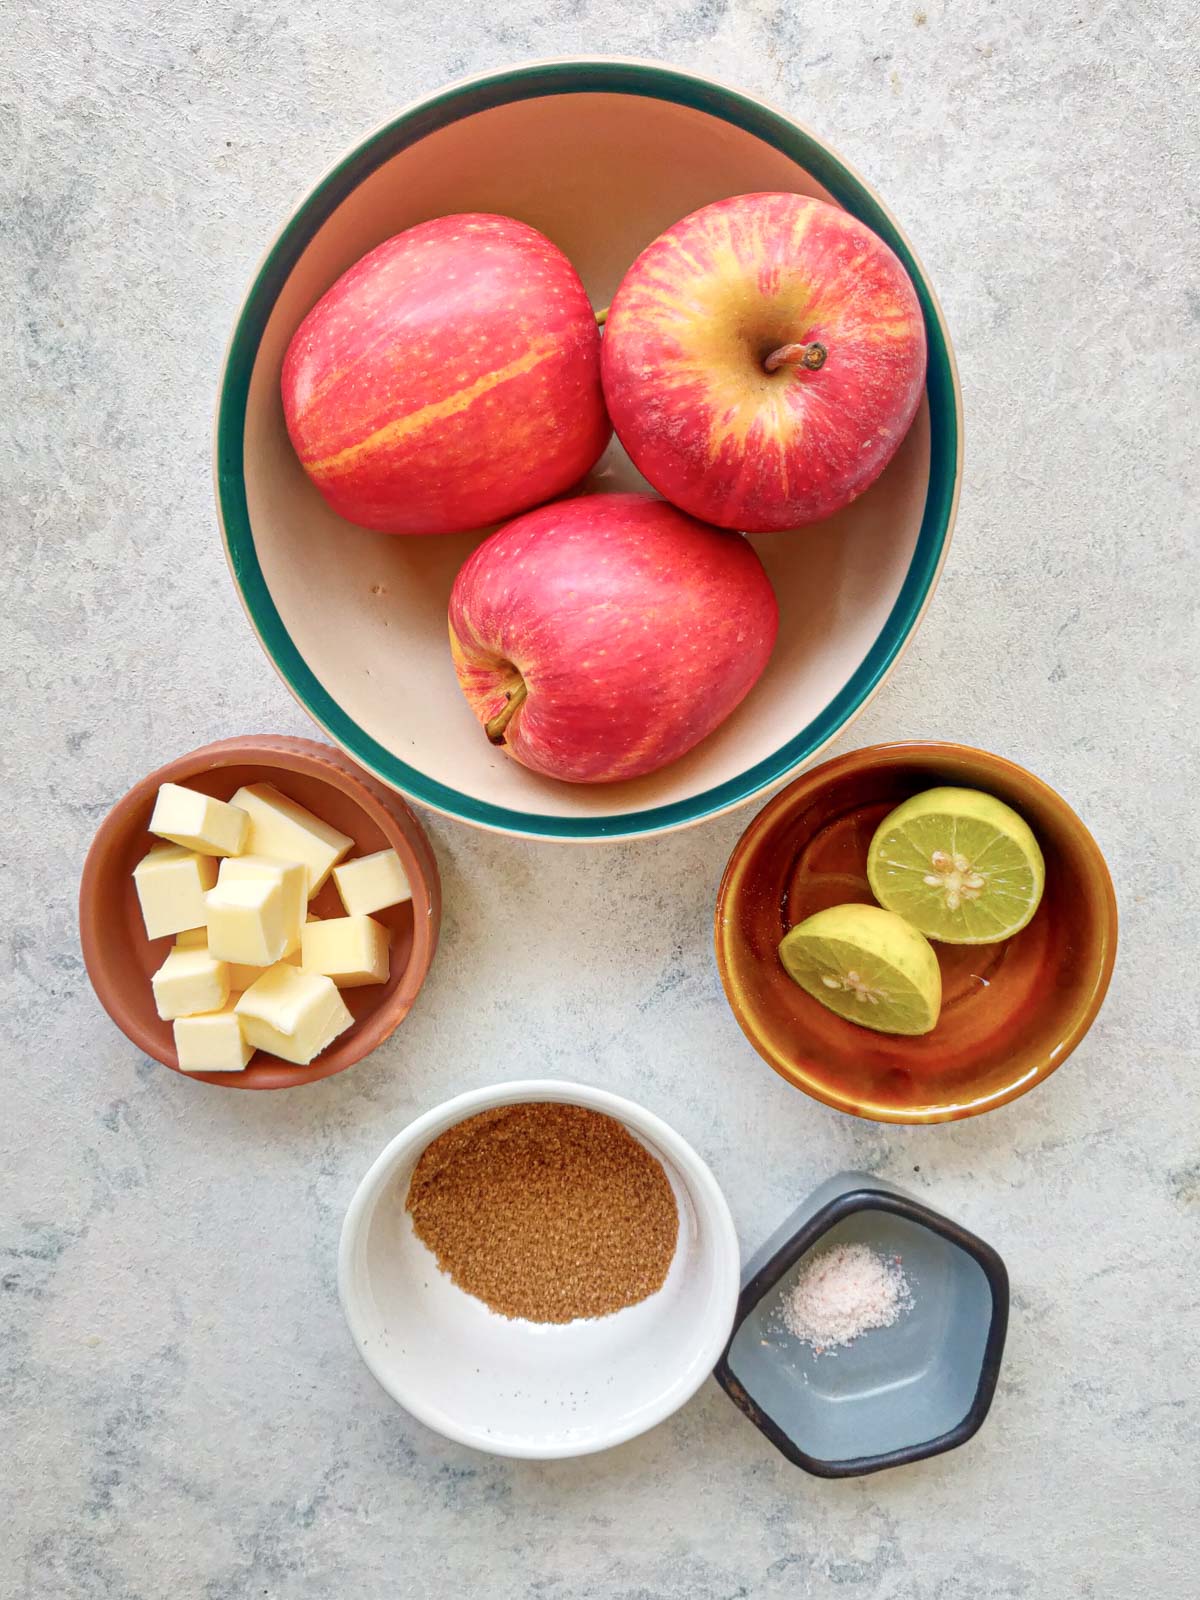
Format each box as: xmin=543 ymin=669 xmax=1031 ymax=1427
xmin=617 ymin=198 xmax=920 ymax=481
xmin=613 ymin=204 xmax=844 ymax=470
xmin=303 ymin=335 xmax=561 ymax=478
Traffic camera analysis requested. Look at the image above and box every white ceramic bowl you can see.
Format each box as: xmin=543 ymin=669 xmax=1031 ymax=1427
xmin=338 ymin=1079 xmax=740 ymax=1458
xmin=217 ymin=59 xmax=961 ymax=842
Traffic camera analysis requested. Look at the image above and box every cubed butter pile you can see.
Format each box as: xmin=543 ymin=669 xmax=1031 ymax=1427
xmin=130 ymin=780 xmax=413 ymax=1073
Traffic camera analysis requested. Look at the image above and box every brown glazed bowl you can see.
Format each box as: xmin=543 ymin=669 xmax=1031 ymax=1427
xmin=715 ymin=742 xmax=1117 ymax=1123
xmin=80 ymin=736 xmax=441 ymax=1090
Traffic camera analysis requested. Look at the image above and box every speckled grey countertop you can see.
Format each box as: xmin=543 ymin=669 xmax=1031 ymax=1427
xmin=3 ymin=4 xmax=1197 ymax=1597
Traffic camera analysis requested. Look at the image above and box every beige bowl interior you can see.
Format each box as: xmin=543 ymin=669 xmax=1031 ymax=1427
xmin=240 ymin=91 xmax=933 ymax=827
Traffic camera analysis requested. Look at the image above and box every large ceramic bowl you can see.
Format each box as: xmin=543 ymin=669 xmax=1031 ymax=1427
xmin=216 ymin=59 xmax=961 ymax=842
xmin=716 ymin=742 xmax=1118 ymax=1123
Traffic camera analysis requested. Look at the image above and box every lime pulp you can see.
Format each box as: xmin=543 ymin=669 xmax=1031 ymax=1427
xmin=866 ymin=786 xmax=1045 ymax=945
xmin=778 ymin=903 xmax=942 ymax=1036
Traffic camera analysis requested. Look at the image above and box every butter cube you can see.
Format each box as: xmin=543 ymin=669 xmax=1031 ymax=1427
xmin=218 ymin=856 xmax=306 ymax=955
xmin=228 ymin=783 xmax=353 ymax=898
xmin=301 ymin=916 xmax=390 ymax=988
xmin=174 ymin=927 xmax=208 ymax=949
xmin=149 ymin=783 xmax=248 ymax=858
xmin=173 ymin=1002 xmax=254 ymax=1073
xmin=332 ymin=849 xmax=412 ymax=917
xmin=235 ymin=965 xmax=353 ymax=1065
xmin=133 ymin=844 xmax=218 ymax=940
xmin=151 ymin=946 xmax=231 ymax=1021
xmin=205 ymin=877 xmax=289 ymax=966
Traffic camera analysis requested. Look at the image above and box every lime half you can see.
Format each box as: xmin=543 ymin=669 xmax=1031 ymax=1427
xmin=778 ymin=903 xmax=942 ymax=1036
xmin=867 ymin=786 xmax=1045 ymax=945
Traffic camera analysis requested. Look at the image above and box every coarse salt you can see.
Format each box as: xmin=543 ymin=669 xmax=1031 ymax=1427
xmin=779 ymin=1242 xmax=913 ymax=1355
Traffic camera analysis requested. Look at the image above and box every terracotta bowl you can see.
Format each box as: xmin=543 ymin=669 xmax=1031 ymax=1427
xmin=715 ymin=742 xmax=1118 ymax=1123
xmin=80 ymin=736 xmax=441 ymax=1090
xmin=216 ymin=59 xmax=961 ymax=842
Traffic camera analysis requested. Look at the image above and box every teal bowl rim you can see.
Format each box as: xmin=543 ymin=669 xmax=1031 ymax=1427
xmin=214 ymin=57 xmax=963 ymax=842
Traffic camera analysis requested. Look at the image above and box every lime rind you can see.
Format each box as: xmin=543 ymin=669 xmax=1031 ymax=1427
xmin=778 ymin=903 xmax=941 ymax=1036
xmin=867 ymin=786 xmax=1045 ymax=945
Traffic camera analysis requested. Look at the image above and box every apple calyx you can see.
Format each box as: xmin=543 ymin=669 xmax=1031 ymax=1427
xmin=484 ymin=678 xmax=528 ymax=745
xmin=763 ymin=340 xmax=828 ymax=374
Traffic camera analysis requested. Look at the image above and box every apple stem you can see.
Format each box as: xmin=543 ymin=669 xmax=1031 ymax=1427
xmin=484 ymin=679 xmax=528 ymax=745
xmin=764 ymin=340 xmax=827 ymax=374
xmin=595 ymin=305 xmax=609 ymax=328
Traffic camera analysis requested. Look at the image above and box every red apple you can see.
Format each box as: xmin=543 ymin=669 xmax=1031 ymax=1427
xmin=601 ymin=192 xmax=927 ymax=532
xmin=282 ymin=214 xmax=610 ymax=535
xmin=448 ymin=493 xmax=779 ymax=784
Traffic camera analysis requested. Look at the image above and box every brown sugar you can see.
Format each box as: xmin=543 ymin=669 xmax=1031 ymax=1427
xmin=406 ymin=1102 xmax=680 ymax=1323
